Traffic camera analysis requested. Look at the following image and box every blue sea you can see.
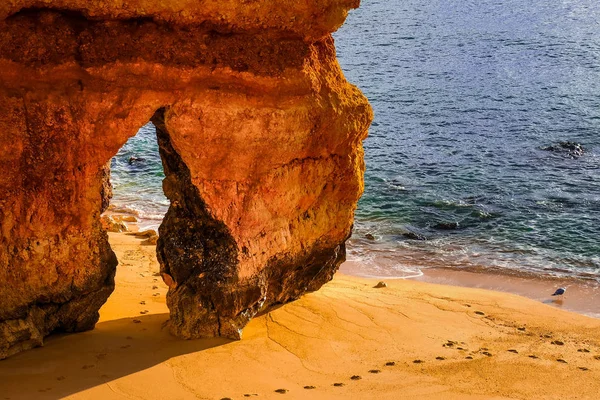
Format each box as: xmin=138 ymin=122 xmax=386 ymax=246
xmin=110 ymin=0 xmax=600 ymax=283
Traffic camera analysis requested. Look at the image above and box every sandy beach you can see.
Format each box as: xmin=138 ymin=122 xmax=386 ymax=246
xmin=1 ymin=232 xmax=599 ymax=400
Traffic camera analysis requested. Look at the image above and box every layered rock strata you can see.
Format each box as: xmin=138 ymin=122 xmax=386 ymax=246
xmin=0 ymin=1 xmax=372 ymax=358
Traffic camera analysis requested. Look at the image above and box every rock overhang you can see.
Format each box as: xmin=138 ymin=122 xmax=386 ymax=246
xmin=0 ymin=0 xmax=361 ymax=40
xmin=0 ymin=0 xmax=372 ymax=359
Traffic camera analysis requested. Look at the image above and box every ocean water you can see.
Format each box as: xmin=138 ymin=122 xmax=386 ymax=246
xmin=109 ymin=0 xmax=600 ymax=282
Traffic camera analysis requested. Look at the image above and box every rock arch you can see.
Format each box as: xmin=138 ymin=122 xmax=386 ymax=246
xmin=0 ymin=1 xmax=372 ymax=358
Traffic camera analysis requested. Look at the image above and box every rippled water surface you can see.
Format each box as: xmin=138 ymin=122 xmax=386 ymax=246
xmin=110 ymin=0 xmax=600 ymax=281
xmin=335 ymin=0 xmax=600 ymax=280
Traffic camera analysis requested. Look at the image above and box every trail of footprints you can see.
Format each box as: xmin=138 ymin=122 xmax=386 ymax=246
xmin=216 ymin=318 xmax=599 ymax=399
xmin=38 ymin=299 xmax=599 ymax=397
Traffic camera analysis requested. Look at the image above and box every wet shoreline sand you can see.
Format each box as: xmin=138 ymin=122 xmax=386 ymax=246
xmin=342 ymin=260 xmax=600 ymax=319
xmin=2 ymin=232 xmax=599 ymax=399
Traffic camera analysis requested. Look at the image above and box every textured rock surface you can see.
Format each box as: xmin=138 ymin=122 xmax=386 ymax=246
xmin=0 ymin=1 xmax=372 ymax=358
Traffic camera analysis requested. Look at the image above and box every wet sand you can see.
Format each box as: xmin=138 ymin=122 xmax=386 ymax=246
xmin=1 ymin=232 xmax=599 ymax=399
xmin=342 ymin=259 xmax=600 ymax=319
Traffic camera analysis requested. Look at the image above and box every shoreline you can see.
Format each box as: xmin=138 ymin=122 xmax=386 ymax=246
xmin=102 ymin=210 xmax=600 ymax=321
xmin=341 ymin=259 xmax=600 ymax=320
xmin=102 ymin=211 xmax=600 ymax=320
xmin=1 ymin=232 xmax=600 ymax=399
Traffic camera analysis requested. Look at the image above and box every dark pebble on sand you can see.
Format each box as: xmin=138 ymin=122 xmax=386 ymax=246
xmin=333 ymin=383 xmax=344 ymax=387
xmin=304 ymin=386 xmax=316 ymax=389
xmin=350 ymin=375 xmax=362 ymax=380
xmin=274 ymin=389 xmax=288 ymax=394
xmin=413 ymin=360 xmax=424 ymax=364
xmin=385 ymin=361 xmax=396 ymax=366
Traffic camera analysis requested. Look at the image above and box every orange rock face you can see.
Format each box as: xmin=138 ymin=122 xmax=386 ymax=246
xmin=0 ymin=1 xmax=372 ymax=358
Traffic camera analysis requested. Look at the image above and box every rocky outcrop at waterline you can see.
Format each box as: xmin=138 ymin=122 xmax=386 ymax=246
xmin=0 ymin=1 xmax=372 ymax=358
xmin=541 ymin=141 xmax=585 ymax=158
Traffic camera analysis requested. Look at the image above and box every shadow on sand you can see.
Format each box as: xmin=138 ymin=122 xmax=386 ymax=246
xmin=0 ymin=313 xmax=232 ymax=399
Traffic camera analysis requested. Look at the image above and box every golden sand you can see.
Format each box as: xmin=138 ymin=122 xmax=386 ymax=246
xmin=1 ymin=232 xmax=599 ymax=399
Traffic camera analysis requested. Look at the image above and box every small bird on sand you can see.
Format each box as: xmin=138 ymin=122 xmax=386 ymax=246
xmin=551 ymin=287 xmax=566 ymax=296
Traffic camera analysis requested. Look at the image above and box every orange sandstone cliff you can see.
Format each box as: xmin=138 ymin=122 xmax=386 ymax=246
xmin=0 ymin=1 xmax=372 ymax=358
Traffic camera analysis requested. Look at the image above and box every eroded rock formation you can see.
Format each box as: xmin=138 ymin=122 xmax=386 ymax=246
xmin=0 ymin=1 xmax=372 ymax=358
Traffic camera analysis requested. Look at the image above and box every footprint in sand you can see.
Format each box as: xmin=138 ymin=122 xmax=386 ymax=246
xmin=126 ymin=336 xmax=133 ymax=340
xmin=517 ymin=327 xmax=526 ymax=332
xmin=577 ymin=348 xmax=590 ymax=353
xmin=140 ymin=301 xmax=146 ymax=305
xmin=220 ymin=398 xmax=233 ymax=400
xmin=436 ymin=356 xmax=446 ymax=360
xmin=82 ymin=365 xmax=95 ymax=370
xmin=152 ymin=285 xmax=159 ymax=290
xmin=140 ymin=310 xmax=149 ymax=315
xmin=333 ymin=383 xmax=345 ymax=387
xmin=413 ymin=360 xmax=424 ymax=364
xmin=101 ymin=374 xmax=111 ymax=379
xmin=304 ymin=385 xmax=316 ymax=389
xmin=243 ymin=395 xmax=259 ymax=397
xmin=133 ymin=319 xmax=142 ymax=323
xmin=152 ymin=293 xmax=160 ymax=297
xmin=528 ymin=355 xmax=539 ymax=359
xmin=556 ymin=359 xmax=567 ymax=364
xmin=369 ymin=369 xmax=381 ymax=374
xmin=595 ymin=355 xmax=600 ymax=360
xmin=463 ymin=304 xmax=471 ymax=308
xmin=474 ymin=311 xmax=485 ymax=316
xmin=56 ymin=376 xmax=66 ymax=381
xmin=508 ymin=349 xmax=519 ymax=354
xmin=482 ymin=352 xmax=493 ymax=357
xmin=465 ymin=356 xmax=473 ymax=360
xmin=350 ymin=375 xmax=362 ymax=380
xmin=551 ymin=340 xmax=564 ymax=346
xmin=385 ymin=361 xmax=396 ymax=366
xmin=274 ymin=389 xmax=288 ymax=394
xmin=578 ymin=367 xmax=590 ymax=371
xmin=120 ymin=344 xmax=131 ymax=349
